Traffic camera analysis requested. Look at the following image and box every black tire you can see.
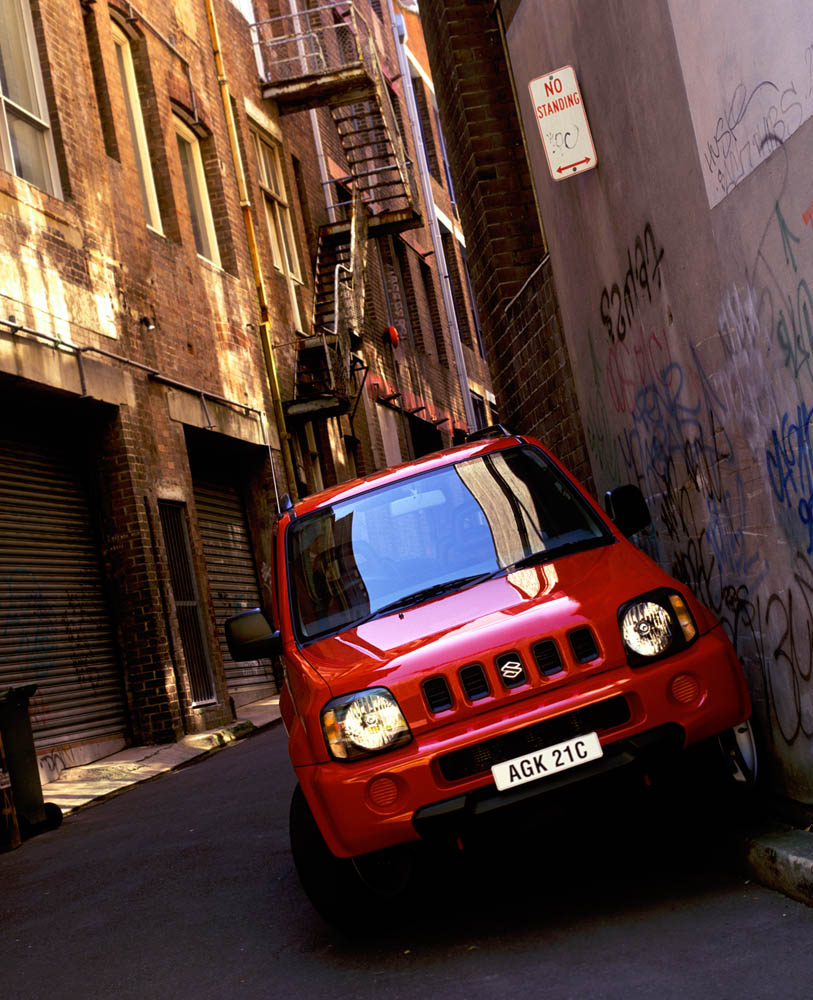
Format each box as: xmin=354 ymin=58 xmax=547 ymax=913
xmin=676 ymin=718 xmax=763 ymax=826
xmin=644 ymin=718 xmax=763 ymax=832
xmin=289 ymin=783 xmax=416 ymax=930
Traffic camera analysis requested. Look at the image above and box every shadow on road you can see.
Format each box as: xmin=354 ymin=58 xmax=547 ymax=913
xmin=289 ymin=768 xmax=763 ymax=955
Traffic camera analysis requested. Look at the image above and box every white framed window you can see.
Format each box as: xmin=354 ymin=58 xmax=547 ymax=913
xmin=174 ymin=116 xmax=220 ymax=267
xmin=251 ymin=126 xmax=304 ymax=330
xmin=111 ymin=21 xmax=161 ymax=232
xmin=251 ymin=129 xmax=301 ymax=281
xmin=0 ymin=0 xmax=62 ymax=197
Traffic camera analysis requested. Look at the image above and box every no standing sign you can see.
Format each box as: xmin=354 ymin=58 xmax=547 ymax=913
xmin=529 ymin=65 xmax=597 ymax=181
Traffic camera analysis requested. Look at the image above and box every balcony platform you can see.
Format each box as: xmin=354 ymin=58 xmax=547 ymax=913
xmin=283 ymin=392 xmax=350 ymax=421
xmin=262 ymin=67 xmax=376 ymax=115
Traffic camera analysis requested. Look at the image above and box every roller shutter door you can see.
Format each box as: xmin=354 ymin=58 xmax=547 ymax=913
xmin=0 ymin=438 xmax=126 ymax=751
xmin=193 ymin=482 xmax=277 ymax=698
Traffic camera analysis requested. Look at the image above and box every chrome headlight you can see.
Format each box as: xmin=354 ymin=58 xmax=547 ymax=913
xmin=619 ymin=590 xmax=697 ymax=664
xmin=321 ymin=687 xmax=412 ymax=761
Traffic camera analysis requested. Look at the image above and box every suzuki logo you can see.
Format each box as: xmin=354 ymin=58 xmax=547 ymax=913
xmin=499 ymin=659 xmax=524 ymax=680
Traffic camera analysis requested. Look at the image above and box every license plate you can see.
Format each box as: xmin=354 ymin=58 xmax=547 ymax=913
xmin=491 ymin=731 xmax=603 ymax=791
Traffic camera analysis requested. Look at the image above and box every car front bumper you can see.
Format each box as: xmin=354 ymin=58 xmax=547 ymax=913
xmin=296 ymin=623 xmax=751 ymax=857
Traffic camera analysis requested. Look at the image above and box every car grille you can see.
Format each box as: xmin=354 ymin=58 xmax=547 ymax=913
xmin=437 ymin=695 xmax=631 ymax=782
xmin=532 ymin=639 xmax=563 ymax=675
xmin=421 ymin=627 xmax=602 ymax=717
xmin=569 ymin=626 xmax=599 ymax=662
xmin=422 ymin=676 xmax=453 ymax=713
xmin=459 ymin=663 xmax=490 ymax=700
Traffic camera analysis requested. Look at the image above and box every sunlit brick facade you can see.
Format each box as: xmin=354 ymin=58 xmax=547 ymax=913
xmin=0 ymin=0 xmax=490 ymax=775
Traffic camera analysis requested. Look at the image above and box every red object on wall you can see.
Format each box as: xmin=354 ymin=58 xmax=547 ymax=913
xmin=386 ymin=325 xmax=399 ymax=348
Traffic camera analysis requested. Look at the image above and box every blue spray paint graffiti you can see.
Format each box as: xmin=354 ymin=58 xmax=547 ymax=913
xmin=585 ymin=207 xmax=813 ymax=754
xmin=767 ymin=403 xmax=813 ymax=552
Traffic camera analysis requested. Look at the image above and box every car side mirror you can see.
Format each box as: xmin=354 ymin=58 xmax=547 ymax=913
xmin=225 ymin=609 xmax=282 ymax=661
xmin=604 ymin=484 xmax=652 ymax=537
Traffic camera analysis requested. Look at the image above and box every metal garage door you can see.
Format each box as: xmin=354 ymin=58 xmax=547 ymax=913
xmin=0 ymin=438 xmax=126 ymax=752
xmin=193 ymin=481 xmax=277 ymax=699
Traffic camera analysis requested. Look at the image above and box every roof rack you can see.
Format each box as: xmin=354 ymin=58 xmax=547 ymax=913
xmin=465 ymin=424 xmax=515 ymax=443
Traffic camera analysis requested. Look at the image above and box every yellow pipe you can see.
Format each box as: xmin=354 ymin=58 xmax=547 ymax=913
xmin=204 ymin=0 xmax=299 ymax=501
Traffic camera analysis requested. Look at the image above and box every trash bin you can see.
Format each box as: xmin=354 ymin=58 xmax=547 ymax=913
xmin=0 ymin=727 xmax=21 ymax=852
xmin=0 ymin=686 xmax=62 ymax=839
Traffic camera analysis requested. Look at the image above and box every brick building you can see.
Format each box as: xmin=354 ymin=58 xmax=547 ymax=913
xmin=421 ymin=0 xmax=813 ymax=811
xmin=0 ymin=0 xmax=490 ymax=779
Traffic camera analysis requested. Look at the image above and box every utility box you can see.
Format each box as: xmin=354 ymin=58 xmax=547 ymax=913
xmin=0 ymin=686 xmax=62 ymax=839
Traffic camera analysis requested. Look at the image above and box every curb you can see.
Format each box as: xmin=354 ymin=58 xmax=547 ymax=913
xmin=183 ymin=718 xmax=257 ymax=752
xmin=39 ymin=710 xmax=281 ymax=819
xmin=744 ymin=829 xmax=813 ymax=907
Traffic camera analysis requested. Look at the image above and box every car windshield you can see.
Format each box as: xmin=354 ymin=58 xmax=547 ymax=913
xmin=287 ymin=445 xmax=612 ymax=643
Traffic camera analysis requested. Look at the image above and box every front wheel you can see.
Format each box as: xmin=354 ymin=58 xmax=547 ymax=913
xmin=716 ymin=718 xmax=759 ymax=787
xmin=289 ymin=784 xmax=416 ymax=930
xmin=690 ymin=717 xmax=763 ymax=824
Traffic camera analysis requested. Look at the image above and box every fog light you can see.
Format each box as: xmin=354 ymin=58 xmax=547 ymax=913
xmin=368 ymin=775 xmax=400 ymax=809
xmin=670 ymin=672 xmax=700 ymax=704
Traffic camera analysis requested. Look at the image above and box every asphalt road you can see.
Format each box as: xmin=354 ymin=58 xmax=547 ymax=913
xmin=2 ymin=725 xmax=813 ymax=1000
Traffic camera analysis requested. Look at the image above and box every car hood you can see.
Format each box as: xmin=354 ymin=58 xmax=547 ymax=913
xmin=300 ymin=541 xmax=672 ymax=694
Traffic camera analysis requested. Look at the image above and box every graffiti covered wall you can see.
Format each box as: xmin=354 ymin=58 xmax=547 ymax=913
xmin=507 ymin=0 xmax=813 ymax=801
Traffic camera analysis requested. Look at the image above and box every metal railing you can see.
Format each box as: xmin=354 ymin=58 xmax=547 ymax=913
xmin=251 ymin=1 xmax=374 ymax=84
xmin=320 ymin=187 xmax=367 ymax=396
xmin=364 ymin=31 xmax=414 ymax=213
xmin=252 ymin=1 xmax=415 ymax=219
xmin=295 ymin=186 xmax=368 ymax=403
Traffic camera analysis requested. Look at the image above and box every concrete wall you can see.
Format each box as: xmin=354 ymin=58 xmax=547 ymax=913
xmin=505 ymin=0 xmax=813 ymax=802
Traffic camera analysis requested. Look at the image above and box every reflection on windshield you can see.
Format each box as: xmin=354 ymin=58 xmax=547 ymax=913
xmin=287 ymin=445 xmax=610 ymax=642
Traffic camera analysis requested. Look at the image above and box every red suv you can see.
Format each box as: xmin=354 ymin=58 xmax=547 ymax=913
xmin=227 ymin=431 xmax=756 ymax=924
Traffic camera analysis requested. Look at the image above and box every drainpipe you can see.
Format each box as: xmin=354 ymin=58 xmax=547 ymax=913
xmin=387 ymin=4 xmax=476 ymax=431
xmin=204 ymin=0 xmax=299 ymax=502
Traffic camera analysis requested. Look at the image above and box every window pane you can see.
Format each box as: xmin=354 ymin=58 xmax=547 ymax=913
xmin=251 ymin=132 xmax=267 ymax=187
xmin=114 ymin=32 xmax=161 ymax=230
xmin=470 ymin=392 xmax=487 ymax=431
xmin=279 ymin=206 xmax=299 ymax=278
xmin=177 ymin=133 xmax=207 ymax=257
xmin=7 ymin=107 xmax=51 ymax=191
xmin=175 ymin=123 xmax=220 ymax=266
xmin=116 ymin=40 xmax=151 ymax=221
xmin=263 ymin=194 xmax=283 ymax=268
xmin=0 ymin=1 xmax=39 ymax=113
xmin=264 ymin=144 xmax=282 ymax=197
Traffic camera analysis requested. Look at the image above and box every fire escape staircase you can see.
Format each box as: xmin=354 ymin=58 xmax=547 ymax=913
xmin=251 ymin=1 xmax=422 ymax=419
xmin=287 ymin=190 xmax=369 ymax=419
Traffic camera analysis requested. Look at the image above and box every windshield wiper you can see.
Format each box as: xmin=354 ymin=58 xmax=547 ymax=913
xmin=363 ymin=572 xmax=494 ymax=622
xmin=505 ymin=535 xmax=612 ymax=572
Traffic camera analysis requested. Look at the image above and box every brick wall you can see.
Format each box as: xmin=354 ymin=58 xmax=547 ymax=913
xmin=0 ymin=0 xmax=495 ymax=755
xmin=419 ymin=0 xmax=593 ymax=486
xmin=96 ymin=400 xmax=184 ymax=745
